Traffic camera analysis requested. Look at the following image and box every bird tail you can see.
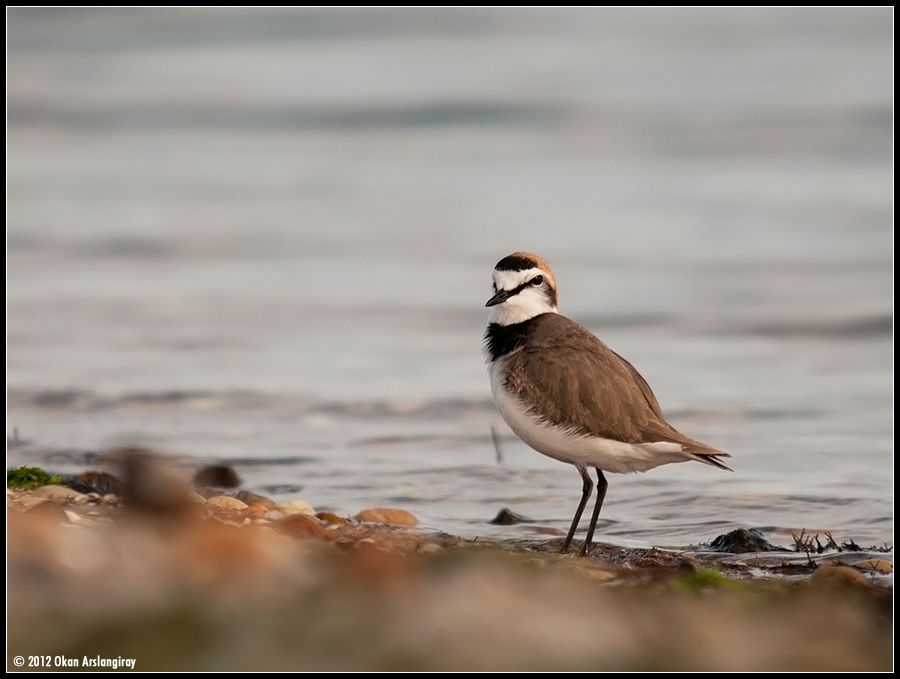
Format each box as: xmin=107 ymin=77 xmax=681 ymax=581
xmin=660 ymin=427 xmax=733 ymax=471
xmin=686 ymin=450 xmax=732 ymax=472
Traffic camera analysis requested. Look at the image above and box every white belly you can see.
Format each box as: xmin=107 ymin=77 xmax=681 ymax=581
xmin=488 ymin=358 xmax=688 ymax=474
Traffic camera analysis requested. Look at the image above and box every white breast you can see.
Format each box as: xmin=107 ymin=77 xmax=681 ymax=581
xmin=488 ymin=357 xmax=688 ymax=474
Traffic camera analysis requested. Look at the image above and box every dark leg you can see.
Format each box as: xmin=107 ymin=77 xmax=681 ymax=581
xmin=579 ymin=469 xmax=608 ymax=557
xmin=560 ymin=465 xmax=593 ymax=554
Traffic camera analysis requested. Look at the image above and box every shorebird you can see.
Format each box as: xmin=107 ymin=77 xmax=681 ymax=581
xmin=484 ymin=252 xmax=730 ymax=556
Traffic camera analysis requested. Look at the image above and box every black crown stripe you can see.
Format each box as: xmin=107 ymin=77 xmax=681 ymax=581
xmin=495 ymin=255 xmax=537 ymax=272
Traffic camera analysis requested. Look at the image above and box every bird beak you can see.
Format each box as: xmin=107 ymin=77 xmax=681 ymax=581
xmin=485 ymin=289 xmax=512 ymax=307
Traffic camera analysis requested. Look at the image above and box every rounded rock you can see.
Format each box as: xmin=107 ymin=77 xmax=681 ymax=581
xmin=277 ymin=514 xmax=332 ymax=541
xmin=235 ymin=490 xmax=277 ymax=509
xmin=811 ymin=564 xmax=869 ymax=589
xmin=851 ymin=559 xmax=893 ymax=573
xmin=355 ymin=508 xmax=419 ymax=526
xmin=316 ymin=511 xmax=350 ymax=526
xmin=490 ymin=507 xmax=528 ymax=525
xmin=193 ymin=465 xmax=241 ymax=489
xmin=205 ymin=495 xmax=249 ymax=511
xmin=276 ymin=500 xmax=316 ymax=517
xmin=34 ymin=485 xmax=88 ymax=503
xmin=65 ymin=471 xmax=125 ymax=496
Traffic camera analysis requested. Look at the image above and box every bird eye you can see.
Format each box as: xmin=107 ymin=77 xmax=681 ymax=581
xmin=531 ymin=275 xmax=544 ymax=286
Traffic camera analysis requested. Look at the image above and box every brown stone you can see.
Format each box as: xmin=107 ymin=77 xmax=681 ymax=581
xmin=851 ymin=559 xmax=892 ymax=573
xmin=235 ymin=490 xmax=277 ymax=509
xmin=118 ymin=448 xmax=194 ymax=515
xmin=277 ymin=514 xmax=332 ymax=541
xmin=354 ymin=508 xmax=418 ymax=526
xmin=811 ymin=564 xmax=869 ymax=589
xmin=316 ymin=511 xmax=350 ymax=526
xmin=34 ymin=485 xmax=86 ymax=503
xmin=65 ymin=471 xmax=125 ymax=496
xmin=490 ymin=507 xmax=529 ymax=525
xmin=275 ymin=500 xmax=315 ymax=517
xmin=193 ymin=465 xmax=241 ymax=488
xmin=205 ymin=495 xmax=249 ymax=511
xmin=356 ymin=507 xmax=419 ymax=526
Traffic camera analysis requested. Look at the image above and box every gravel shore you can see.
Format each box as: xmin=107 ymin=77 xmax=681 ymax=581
xmin=7 ymin=482 xmax=892 ymax=671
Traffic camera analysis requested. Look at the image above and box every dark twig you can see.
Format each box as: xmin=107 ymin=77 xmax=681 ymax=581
xmin=793 ymin=530 xmax=891 ymax=554
xmin=791 ymin=530 xmax=817 ymax=567
xmin=840 ymin=537 xmax=862 ymax=552
xmin=814 ymin=535 xmax=824 ymax=553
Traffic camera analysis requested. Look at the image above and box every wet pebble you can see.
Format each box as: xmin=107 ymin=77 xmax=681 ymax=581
xmin=811 ymin=564 xmax=870 ymax=589
xmin=490 ymin=507 xmax=529 ymax=525
xmin=277 ymin=514 xmax=332 ymax=541
xmin=852 ymin=559 xmax=892 ymax=573
xmin=120 ymin=449 xmax=194 ymax=514
xmin=193 ymin=465 xmax=241 ymax=488
xmin=316 ymin=512 xmax=350 ymax=526
xmin=235 ymin=490 xmax=276 ymax=509
xmin=707 ymin=528 xmax=784 ymax=553
xmin=276 ymin=500 xmax=315 ymax=517
xmin=355 ymin=508 xmax=418 ymax=526
xmin=63 ymin=471 xmax=125 ymax=496
xmin=194 ymin=464 xmax=241 ymax=488
xmin=192 ymin=486 xmax=223 ymax=499
xmin=205 ymin=496 xmax=249 ymax=511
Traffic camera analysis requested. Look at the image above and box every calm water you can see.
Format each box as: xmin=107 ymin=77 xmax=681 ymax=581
xmin=7 ymin=8 xmax=893 ymax=548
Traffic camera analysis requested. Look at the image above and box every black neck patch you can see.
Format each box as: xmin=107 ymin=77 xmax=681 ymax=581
xmin=484 ymin=315 xmax=546 ymax=361
xmin=495 ymin=254 xmax=537 ymax=271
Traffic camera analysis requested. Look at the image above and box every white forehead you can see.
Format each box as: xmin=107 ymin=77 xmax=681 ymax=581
xmin=492 ymin=267 xmax=544 ymax=291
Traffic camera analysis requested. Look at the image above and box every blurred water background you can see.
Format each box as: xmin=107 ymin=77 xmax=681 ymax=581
xmin=7 ymin=8 xmax=892 ymax=547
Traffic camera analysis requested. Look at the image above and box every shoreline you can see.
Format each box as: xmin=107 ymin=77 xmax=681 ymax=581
xmin=7 ymin=482 xmax=893 ymax=671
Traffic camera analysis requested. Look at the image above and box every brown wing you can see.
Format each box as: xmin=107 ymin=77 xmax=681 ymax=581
xmin=502 ymin=314 xmax=728 ymax=460
xmin=609 ymin=348 xmax=664 ymax=419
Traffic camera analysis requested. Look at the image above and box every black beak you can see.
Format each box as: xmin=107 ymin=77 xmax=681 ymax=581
xmin=485 ymin=289 xmax=512 ymax=307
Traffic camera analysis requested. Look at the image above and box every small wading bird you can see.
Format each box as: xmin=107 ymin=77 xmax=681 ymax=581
xmin=484 ymin=252 xmax=730 ymax=556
